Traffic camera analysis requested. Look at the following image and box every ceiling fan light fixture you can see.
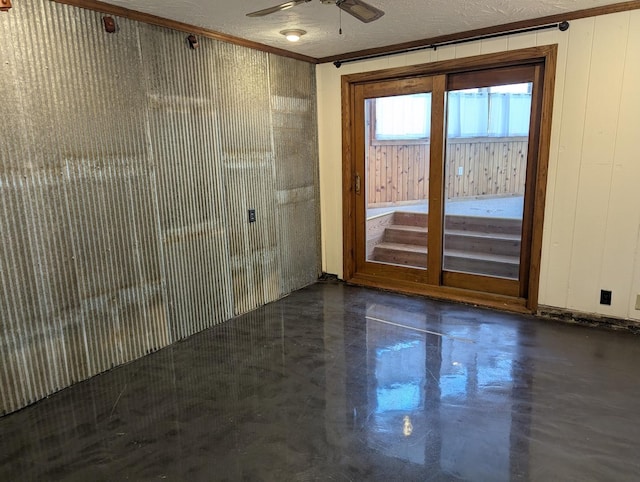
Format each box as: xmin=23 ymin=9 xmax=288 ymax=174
xmin=280 ymin=29 xmax=306 ymax=42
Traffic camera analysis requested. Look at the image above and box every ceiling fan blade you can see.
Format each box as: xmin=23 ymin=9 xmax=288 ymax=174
xmin=246 ymin=0 xmax=311 ymax=17
xmin=337 ymin=0 xmax=384 ymax=23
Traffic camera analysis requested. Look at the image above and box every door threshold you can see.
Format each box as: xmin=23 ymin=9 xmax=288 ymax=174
xmin=346 ymin=273 xmax=532 ymax=315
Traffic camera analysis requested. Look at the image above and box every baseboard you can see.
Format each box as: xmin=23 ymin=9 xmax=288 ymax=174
xmin=538 ymin=305 xmax=640 ymax=335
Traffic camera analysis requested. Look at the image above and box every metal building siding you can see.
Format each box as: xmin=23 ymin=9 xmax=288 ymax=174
xmin=141 ymin=25 xmax=234 ymax=341
xmin=269 ymin=56 xmax=322 ymax=295
xmin=0 ymin=0 xmax=320 ymax=416
xmin=215 ymin=43 xmax=281 ymax=316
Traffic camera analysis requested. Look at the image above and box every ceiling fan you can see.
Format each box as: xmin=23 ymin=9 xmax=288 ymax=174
xmin=246 ymin=0 xmax=384 ymax=23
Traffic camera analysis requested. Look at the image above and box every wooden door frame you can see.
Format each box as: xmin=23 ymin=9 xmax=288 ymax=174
xmin=341 ymin=45 xmax=558 ymax=314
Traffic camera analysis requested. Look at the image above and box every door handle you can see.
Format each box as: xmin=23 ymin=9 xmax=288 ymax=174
xmin=355 ymin=172 xmax=361 ymax=195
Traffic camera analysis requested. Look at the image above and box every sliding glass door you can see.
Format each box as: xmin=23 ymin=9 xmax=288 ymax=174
xmin=347 ymin=55 xmax=550 ymax=304
xmin=441 ymin=66 xmax=542 ymax=297
xmin=353 ymin=76 xmax=444 ymax=286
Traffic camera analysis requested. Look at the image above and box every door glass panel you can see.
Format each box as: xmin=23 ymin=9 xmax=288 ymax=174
xmin=443 ymin=83 xmax=532 ymax=280
xmin=364 ymin=93 xmax=431 ymax=269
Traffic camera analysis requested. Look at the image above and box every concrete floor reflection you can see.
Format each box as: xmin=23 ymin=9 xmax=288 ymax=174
xmin=362 ymin=303 xmax=520 ymax=480
xmin=1 ymin=282 xmax=639 ymax=480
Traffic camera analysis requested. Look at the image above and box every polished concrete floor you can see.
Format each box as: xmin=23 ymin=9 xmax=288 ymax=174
xmin=1 ymin=282 xmax=640 ymax=481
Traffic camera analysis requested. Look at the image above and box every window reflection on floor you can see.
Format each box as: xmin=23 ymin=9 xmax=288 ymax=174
xmin=374 ymin=339 xmax=424 ymax=413
xmin=367 ymin=318 xmax=428 ymax=465
xmin=365 ymin=303 xmax=518 ymax=480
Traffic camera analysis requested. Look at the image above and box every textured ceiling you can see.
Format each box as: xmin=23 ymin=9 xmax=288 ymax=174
xmin=98 ymin=0 xmax=626 ymax=58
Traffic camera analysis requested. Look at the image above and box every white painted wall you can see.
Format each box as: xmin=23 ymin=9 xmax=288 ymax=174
xmin=316 ymin=10 xmax=640 ymax=321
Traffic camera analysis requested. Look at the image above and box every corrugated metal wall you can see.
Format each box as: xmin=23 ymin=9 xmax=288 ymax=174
xmin=0 ymin=0 xmax=320 ymax=415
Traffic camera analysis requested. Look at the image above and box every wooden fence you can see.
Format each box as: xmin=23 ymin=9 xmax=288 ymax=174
xmin=366 ymin=137 xmax=528 ymax=206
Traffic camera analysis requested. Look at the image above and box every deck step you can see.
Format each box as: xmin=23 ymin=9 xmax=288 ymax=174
xmin=384 ymin=225 xmax=428 ymax=245
xmin=444 ymin=230 xmax=521 ymax=257
xmin=393 ymin=211 xmax=428 ymax=228
xmin=444 ymin=214 xmax=521 ymax=235
xmin=444 ymin=250 xmax=520 ymax=279
xmin=371 ymin=242 xmax=520 ymax=278
xmin=372 ymin=242 xmax=428 ymax=267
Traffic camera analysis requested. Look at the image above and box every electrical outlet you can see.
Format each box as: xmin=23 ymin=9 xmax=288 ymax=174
xmin=600 ymin=290 xmax=612 ymax=306
xmin=635 ymin=294 xmax=640 ymax=311
xmin=248 ymin=209 xmax=256 ymax=223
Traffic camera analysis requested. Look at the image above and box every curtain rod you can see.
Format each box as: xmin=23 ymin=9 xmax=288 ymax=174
xmin=333 ymin=21 xmax=570 ymax=68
